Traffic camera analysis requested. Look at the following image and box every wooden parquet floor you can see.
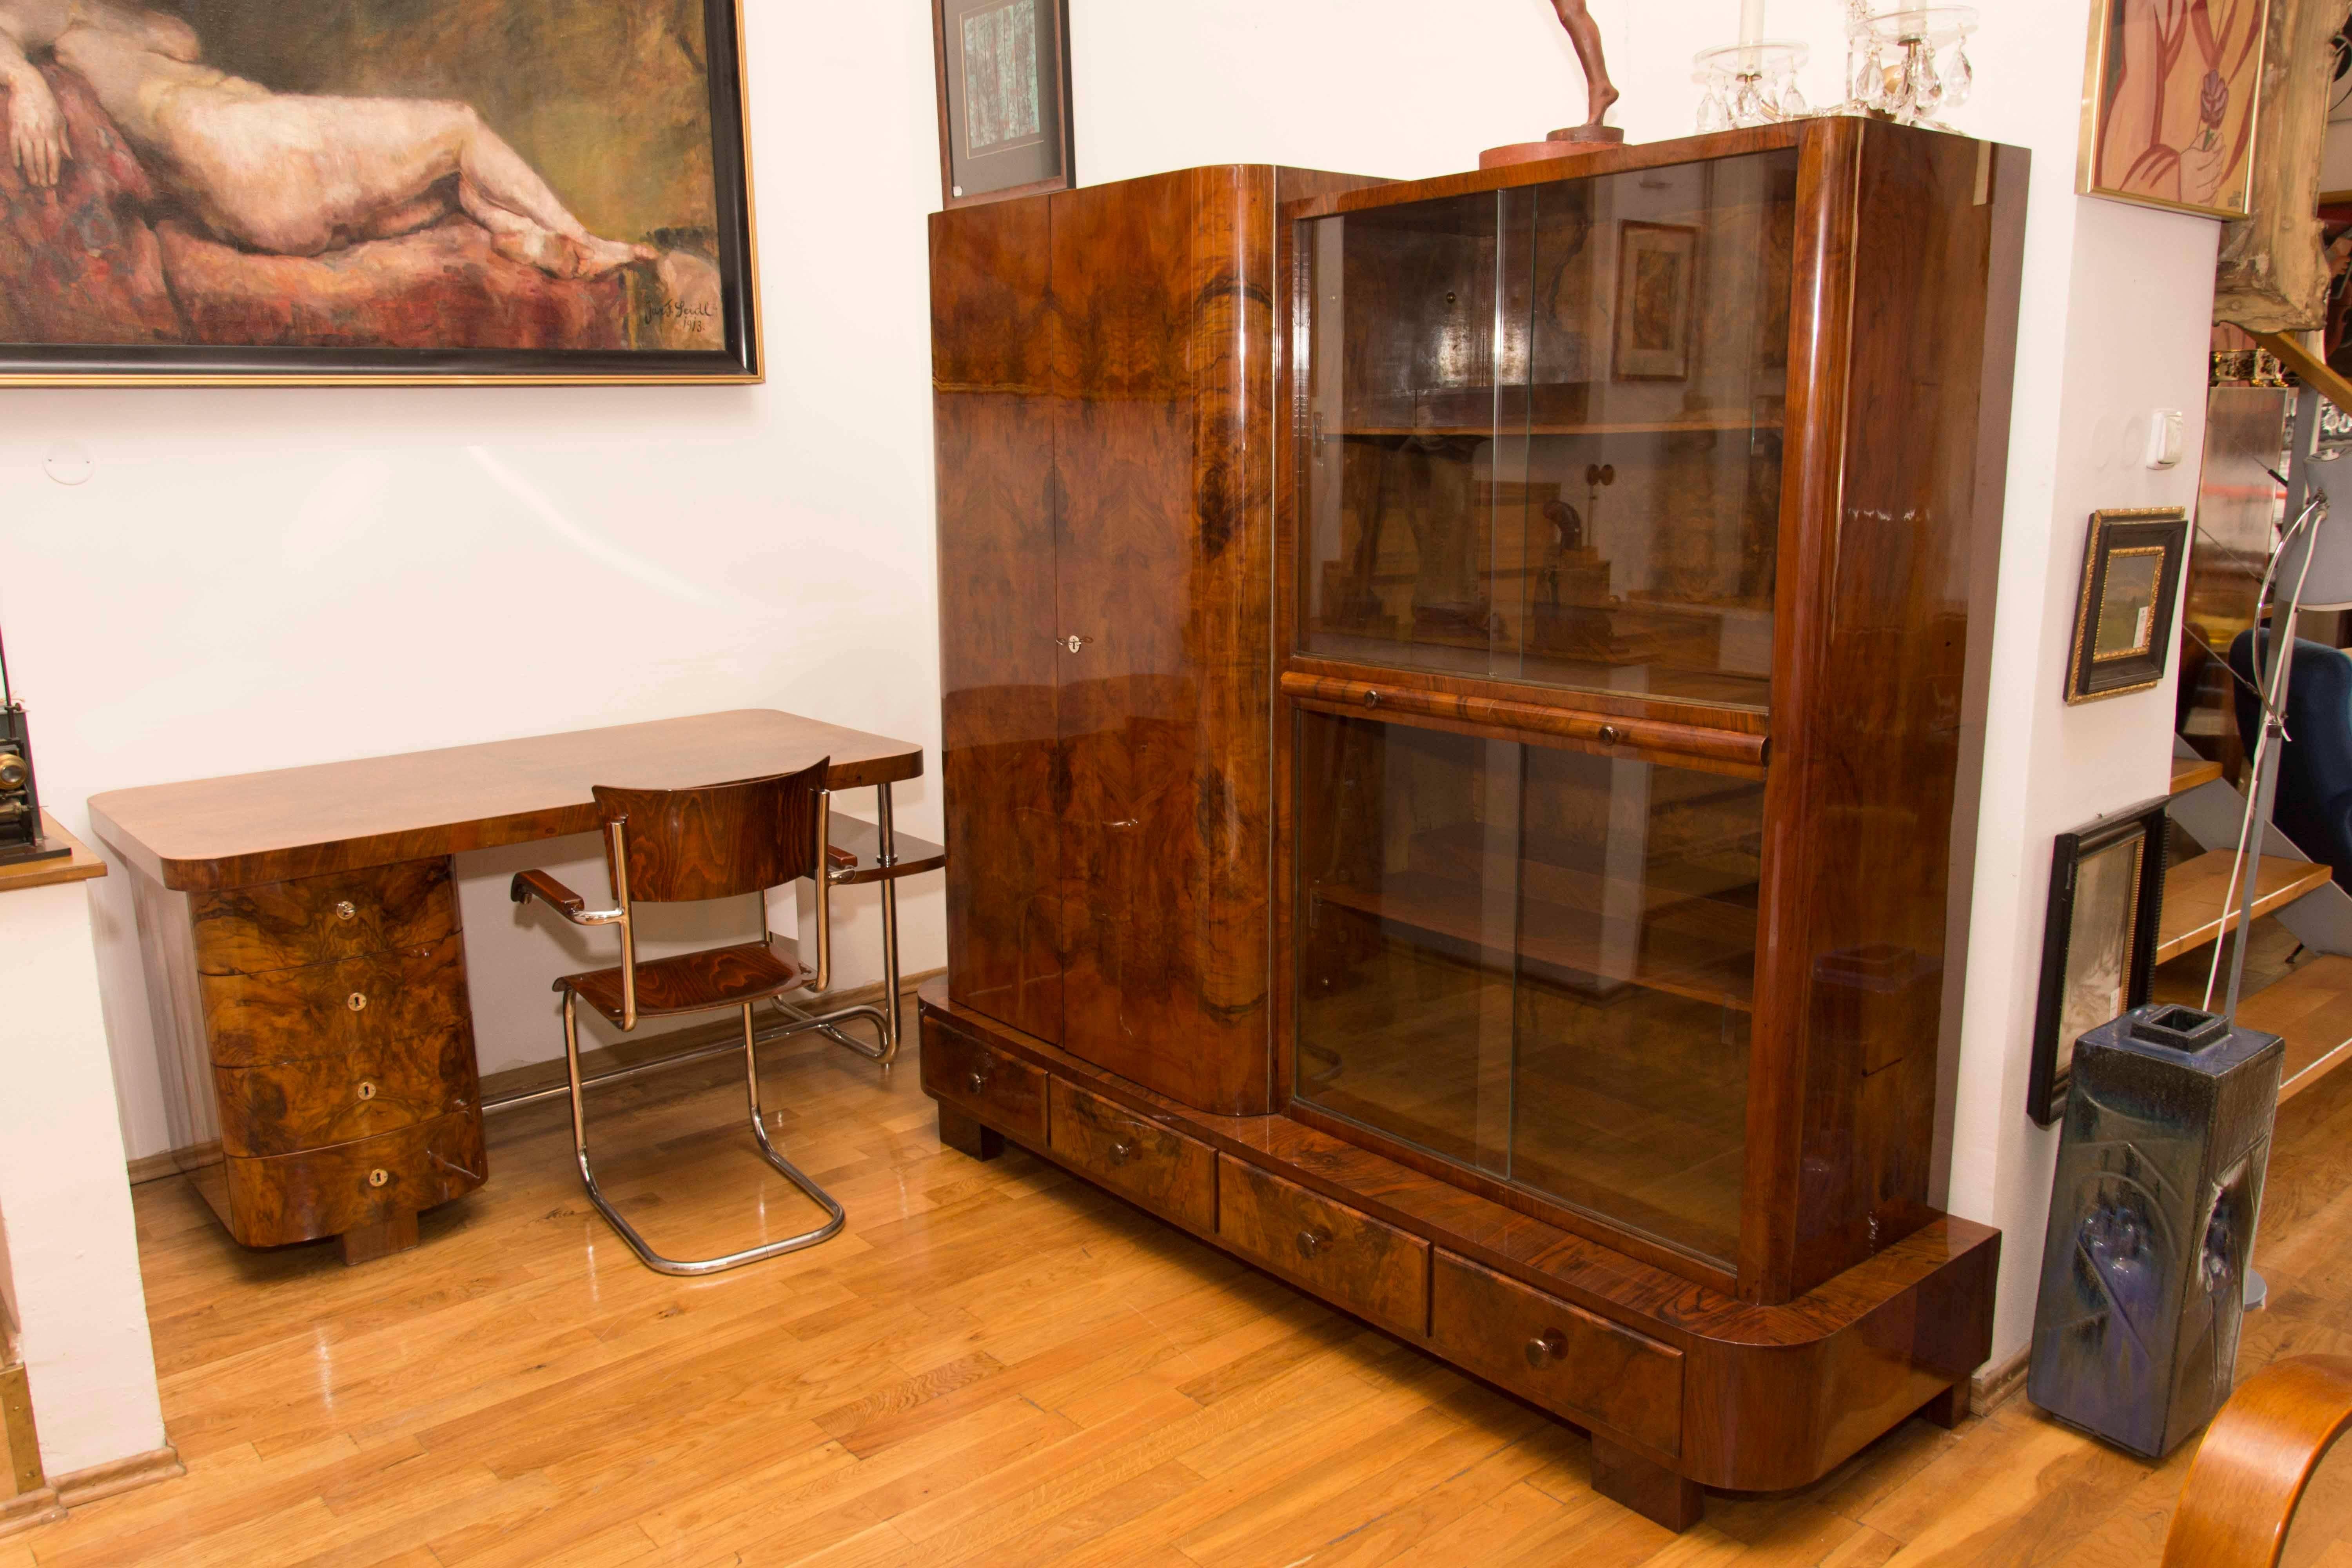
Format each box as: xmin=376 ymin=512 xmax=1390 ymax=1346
xmin=13 ymin=1012 xmax=2352 ymax=1568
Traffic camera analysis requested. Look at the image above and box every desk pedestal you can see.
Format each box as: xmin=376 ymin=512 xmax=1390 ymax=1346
xmin=130 ymin=855 xmax=486 ymax=1262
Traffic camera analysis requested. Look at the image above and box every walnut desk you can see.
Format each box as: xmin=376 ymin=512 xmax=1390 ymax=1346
xmin=89 ymin=710 xmax=930 ymax=1265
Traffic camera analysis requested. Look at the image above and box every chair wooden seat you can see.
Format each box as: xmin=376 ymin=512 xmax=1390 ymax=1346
xmin=557 ymin=935 xmax=811 ymax=1023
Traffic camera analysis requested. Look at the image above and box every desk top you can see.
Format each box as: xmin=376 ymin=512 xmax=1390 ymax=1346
xmin=0 ymin=813 xmax=108 ymax=893
xmin=89 ymin=710 xmax=924 ymax=893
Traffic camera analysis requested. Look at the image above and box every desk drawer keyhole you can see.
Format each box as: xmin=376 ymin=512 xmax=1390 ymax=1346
xmin=357 ymin=1081 xmax=378 ymax=1102
xmin=348 ymin=992 xmax=368 ymax=1013
xmin=367 ymin=1169 xmax=390 ymax=1189
xmin=335 ymin=900 xmax=358 ymax=922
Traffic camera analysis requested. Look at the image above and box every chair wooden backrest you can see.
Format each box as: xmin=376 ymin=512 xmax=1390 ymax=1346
xmin=2164 ymin=1355 xmax=2352 ymax=1567
xmin=593 ymin=759 xmax=831 ymax=905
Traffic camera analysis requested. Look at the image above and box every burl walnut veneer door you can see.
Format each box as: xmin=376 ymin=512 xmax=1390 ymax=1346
xmin=1049 ymin=169 xmax=1278 ymax=1115
xmin=934 ymin=193 xmax=1064 ymax=1043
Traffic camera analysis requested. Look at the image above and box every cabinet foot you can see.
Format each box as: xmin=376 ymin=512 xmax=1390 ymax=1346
xmin=1592 ymin=1434 xmax=1704 ymax=1533
xmin=937 ymin=1103 xmax=1005 ymax=1161
xmin=340 ymin=1211 xmax=419 ymax=1266
xmin=1921 ymin=1379 xmax=1970 ymax=1429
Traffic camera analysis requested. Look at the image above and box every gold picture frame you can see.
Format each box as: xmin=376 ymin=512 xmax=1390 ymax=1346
xmin=2067 ymin=508 xmax=2192 ymax=704
xmin=2078 ymin=0 xmax=2268 ymax=220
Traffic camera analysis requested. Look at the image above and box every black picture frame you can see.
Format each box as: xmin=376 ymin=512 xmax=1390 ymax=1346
xmin=933 ymin=0 xmax=1075 ymax=211
xmin=2065 ymin=508 xmax=2191 ymax=704
xmin=2029 ymin=800 xmax=2168 ymax=1125
xmin=0 ymin=0 xmax=760 ymax=387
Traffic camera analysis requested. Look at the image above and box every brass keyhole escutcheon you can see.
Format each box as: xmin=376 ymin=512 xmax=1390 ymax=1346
xmin=1597 ymin=724 xmax=1622 ymax=747
xmin=357 ymin=1082 xmax=378 ymax=1102
xmin=335 ymin=900 xmax=358 ymax=922
xmin=1296 ymin=1229 xmax=1327 ymax=1259
xmin=1526 ymin=1330 xmax=1568 ymax=1369
xmin=967 ymin=1069 xmax=988 ymax=1094
xmin=348 ymin=992 xmax=368 ymax=1012
xmin=367 ymin=1169 xmax=390 ymax=1189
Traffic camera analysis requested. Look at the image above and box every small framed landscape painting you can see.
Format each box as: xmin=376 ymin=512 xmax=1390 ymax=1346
xmin=0 ymin=0 xmax=759 ymax=385
xmin=2079 ymin=0 xmax=2267 ymax=219
xmin=933 ymin=0 xmax=1075 ymax=210
xmin=1613 ymin=221 xmax=1698 ymax=382
xmin=2029 ymin=802 xmax=2167 ymax=1126
xmin=2067 ymin=508 xmax=2191 ymax=705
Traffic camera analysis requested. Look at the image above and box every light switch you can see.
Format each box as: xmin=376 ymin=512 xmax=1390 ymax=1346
xmin=2147 ymin=408 xmax=2186 ymax=470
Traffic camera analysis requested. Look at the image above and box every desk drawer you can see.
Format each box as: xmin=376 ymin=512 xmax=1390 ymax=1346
xmin=1048 ymin=1080 xmax=1214 ymax=1232
xmin=1431 ymin=1252 xmax=1683 ymax=1457
xmin=1217 ymin=1157 xmax=1428 ymax=1339
xmin=218 ymin=1109 xmax=486 ymax=1249
xmin=922 ymin=1018 xmax=1046 ymax=1143
xmin=201 ymin=933 xmax=470 ymax=1067
xmin=192 ymin=859 xmax=458 ymax=976
xmin=215 ymin=1031 xmax=477 ymax=1158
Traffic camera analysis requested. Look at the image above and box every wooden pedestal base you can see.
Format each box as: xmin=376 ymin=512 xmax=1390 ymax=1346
xmin=916 ymin=981 xmax=2000 ymax=1534
xmin=1592 ymin=1434 xmax=1704 ymax=1533
xmin=936 ymin=1104 xmax=1004 ymax=1162
xmin=340 ymin=1211 xmax=420 ymax=1267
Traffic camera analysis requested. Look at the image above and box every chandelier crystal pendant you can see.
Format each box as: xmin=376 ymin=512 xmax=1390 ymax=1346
xmin=1693 ymin=0 xmax=1808 ymax=131
xmin=1843 ymin=2 xmax=1978 ymax=127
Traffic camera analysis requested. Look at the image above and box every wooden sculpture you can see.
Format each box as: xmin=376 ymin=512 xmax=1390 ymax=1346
xmin=1483 ymin=0 xmax=1626 ymax=167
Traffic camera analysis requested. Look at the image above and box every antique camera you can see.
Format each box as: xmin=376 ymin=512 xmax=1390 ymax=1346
xmin=0 ymin=632 xmax=66 ymax=868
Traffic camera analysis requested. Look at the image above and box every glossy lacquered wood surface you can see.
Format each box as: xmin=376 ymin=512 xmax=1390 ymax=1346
xmin=1049 ymin=1077 xmax=1218 ymax=1236
xmin=87 ymin=711 xmax=921 ymax=893
xmin=920 ymin=982 xmax=1996 ymax=1496
xmin=2163 ymin=1354 xmax=2352 ymax=1567
xmin=192 ymin=1109 xmax=486 ymax=1251
xmin=46 ymin=1013 xmax=2352 ymax=1566
xmin=559 ymin=936 xmax=811 ymax=1025
xmin=189 ymin=859 xmax=458 ymax=976
xmin=1217 ymin=1156 xmax=1433 ymax=1343
xmin=592 ymin=759 xmax=828 ymax=905
xmin=197 ymin=934 xmax=470 ymax=1069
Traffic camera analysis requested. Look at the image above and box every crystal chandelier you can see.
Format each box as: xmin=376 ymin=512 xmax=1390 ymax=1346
xmin=1844 ymin=2 xmax=1978 ymax=126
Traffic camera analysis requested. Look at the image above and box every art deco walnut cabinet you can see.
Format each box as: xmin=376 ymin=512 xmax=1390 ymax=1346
xmin=922 ymin=121 xmax=2026 ymax=1531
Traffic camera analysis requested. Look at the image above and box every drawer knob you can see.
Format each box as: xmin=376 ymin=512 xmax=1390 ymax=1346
xmin=367 ymin=1169 xmax=390 ymax=1189
xmin=1526 ymin=1330 xmax=1568 ymax=1370
xmin=1296 ymin=1228 xmax=1328 ymax=1259
xmin=1597 ymin=724 xmax=1622 ymax=747
xmin=1362 ymin=689 xmax=1381 ymax=709
xmin=966 ymin=1069 xmax=989 ymax=1095
xmin=1109 ymin=1139 xmax=1135 ymax=1165
xmin=335 ymin=900 xmax=358 ymax=922
xmin=357 ymin=1081 xmax=378 ymax=1102
xmin=348 ymin=992 xmax=368 ymax=1013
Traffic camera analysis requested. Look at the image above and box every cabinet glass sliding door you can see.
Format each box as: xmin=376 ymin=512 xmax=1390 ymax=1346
xmin=1293 ymin=710 xmax=1762 ymax=1267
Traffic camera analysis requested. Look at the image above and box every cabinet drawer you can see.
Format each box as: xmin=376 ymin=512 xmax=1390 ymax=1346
xmin=201 ymin=933 xmax=470 ymax=1067
xmin=192 ymin=859 xmax=458 ymax=976
xmin=215 ymin=1030 xmax=479 ymax=1158
xmin=1431 ymin=1252 xmax=1683 ymax=1457
xmin=1048 ymin=1079 xmax=1214 ymax=1232
xmin=218 ymin=1109 xmax=486 ymax=1249
xmin=1217 ymin=1157 xmax=1428 ymax=1339
xmin=922 ymin=1018 xmax=1046 ymax=1143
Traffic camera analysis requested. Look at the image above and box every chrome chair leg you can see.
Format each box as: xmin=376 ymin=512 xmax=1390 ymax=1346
xmin=785 ymin=780 xmax=908 ymax=1072
xmin=563 ymin=991 xmax=846 ymax=1277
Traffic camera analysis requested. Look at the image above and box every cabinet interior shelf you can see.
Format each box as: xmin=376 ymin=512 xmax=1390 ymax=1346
xmin=1310 ymin=868 xmax=1758 ymax=1014
xmin=1328 ymin=417 xmax=1786 ymax=439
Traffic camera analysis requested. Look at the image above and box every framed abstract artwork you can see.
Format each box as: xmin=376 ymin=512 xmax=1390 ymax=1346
xmin=0 ymin=0 xmax=759 ymax=386
xmin=2079 ymin=0 xmax=2267 ymax=219
xmin=1613 ymin=221 xmax=1697 ymax=381
xmin=2029 ymin=802 xmax=2167 ymax=1126
xmin=2067 ymin=507 xmax=2192 ymax=704
xmin=932 ymin=0 xmax=1074 ymax=211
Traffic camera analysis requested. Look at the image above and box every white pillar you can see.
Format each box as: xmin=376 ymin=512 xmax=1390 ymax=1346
xmin=0 ymin=842 xmax=167 ymax=1481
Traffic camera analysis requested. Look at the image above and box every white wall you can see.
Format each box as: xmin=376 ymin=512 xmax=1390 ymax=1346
xmin=1 ymin=0 xmax=2219 ymax=1373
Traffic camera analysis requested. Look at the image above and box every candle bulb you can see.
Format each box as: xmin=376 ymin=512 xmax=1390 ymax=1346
xmin=1740 ymin=0 xmax=1765 ymax=48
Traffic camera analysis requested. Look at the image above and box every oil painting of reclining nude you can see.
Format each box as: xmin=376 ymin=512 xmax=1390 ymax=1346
xmin=0 ymin=0 xmax=757 ymax=383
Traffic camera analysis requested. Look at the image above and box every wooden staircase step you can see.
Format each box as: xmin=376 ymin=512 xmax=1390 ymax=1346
xmin=2157 ymin=851 xmax=2337 ymax=964
xmin=2235 ymin=955 xmax=2352 ymax=1103
xmin=2171 ymin=756 xmax=2224 ymax=795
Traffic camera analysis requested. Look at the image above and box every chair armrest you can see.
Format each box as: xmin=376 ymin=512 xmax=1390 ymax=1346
xmin=510 ymin=869 xmax=624 ymax=926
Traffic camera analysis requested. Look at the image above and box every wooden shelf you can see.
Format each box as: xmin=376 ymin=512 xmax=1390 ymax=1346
xmin=1333 ymin=417 xmax=1783 ymax=439
xmin=2157 ymin=851 xmax=2337 ymax=964
xmin=2235 ymin=954 xmax=2352 ymax=1103
xmin=1310 ymin=870 xmax=1756 ymax=1012
xmin=2171 ymin=757 xmax=2224 ymax=795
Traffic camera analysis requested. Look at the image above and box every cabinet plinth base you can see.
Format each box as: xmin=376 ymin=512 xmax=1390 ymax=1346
xmin=340 ymin=1211 xmax=420 ymax=1266
xmin=917 ymin=979 xmax=1999 ymax=1519
xmin=936 ymin=1103 xmax=1005 ymax=1162
xmin=1592 ymin=1433 xmax=1705 ymax=1532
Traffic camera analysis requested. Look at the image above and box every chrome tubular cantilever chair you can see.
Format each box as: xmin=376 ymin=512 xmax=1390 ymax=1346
xmin=510 ymin=760 xmax=851 ymax=1276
